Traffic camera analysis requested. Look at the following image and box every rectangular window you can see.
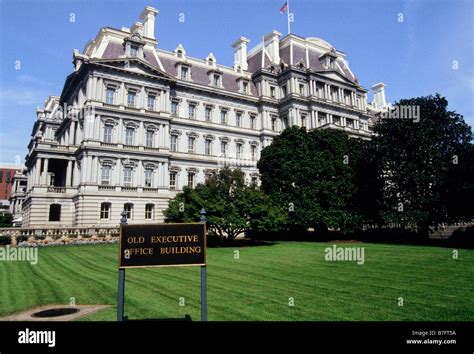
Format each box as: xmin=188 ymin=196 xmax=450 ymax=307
xmin=316 ymin=83 xmax=325 ymax=98
xmin=144 ymin=168 xmax=153 ymax=187
xmin=282 ymin=85 xmax=287 ymax=96
xmin=188 ymin=104 xmax=196 ymax=119
xmin=272 ymin=118 xmax=277 ymax=131
xmin=220 ymin=110 xmax=227 ymax=124
xmin=270 ymin=86 xmax=276 ymax=98
xmin=127 ymin=91 xmax=136 ymax=107
xmin=346 ymin=119 xmax=354 ymax=128
xmin=242 ymin=81 xmax=249 ymax=93
xmin=181 ymin=67 xmax=188 ymax=80
xmin=124 ymin=167 xmax=132 ymax=186
xmin=205 ymin=107 xmax=212 ymax=121
xmin=125 ymin=127 xmax=134 ymax=145
xmin=170 ymin=135 xmax=177 ymax=152
xmin=188 ymin=137 xmax=195 ymax=153
xmin=106 ymin=88 xmax=115 ymax=104
xmin=331 ymin=87 xmax=339 ymax=102
xmin=100 ymin=203 xmax=110 ymax=220
xmin=103 ymin=125 xmax=113 ymax=143
xmin=169 ymin=172 xmax=177 ymax=189
xmin=205 ymin=139 xmax=212 ymax=156
xmin=301 ymin=114 xmax=307 ymax=127
xmin=187 ymin=173 xmax=195 ymax=188
xmin=318 ymin=113 xmax=327 ymax=125
xmin=333 ymin=116 xmax=341 ymax=125
xmin=236 ymin=112 xmax=242 ymax=127
xmin=213 ymin=74 xmax=220 ymax=87
xmin=299 ymin=84 xmax=305 ymax=95
xmin=145 ymin=204 xmax=154 ymax=219
xmin=130 ymin=46 xmax=138 ymax=57
xmin=236 ymin=143 xmax=242 ymax=159
xmin=124 ymin=203 xmax=133 ymax=219
xmin=251 ymin=145 xmax=257 ymax=161
xmin=147 ymin=95 xmax=155 ymax=110
xmin=221 ymin=141 xmax=227 ymax=157
xmin=101 ymin=165 xmax=111 ymax=185
xmin=171 ymin=101 xmax=178 ymax=115
xmin=250 ymin=115 xmax=256 ymax=130
xmin=146 ymin=130 xmax=154 ymax=147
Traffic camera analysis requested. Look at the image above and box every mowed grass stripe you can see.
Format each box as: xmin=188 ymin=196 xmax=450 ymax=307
xmin=0 ymin=242 xmax=472 ymax=320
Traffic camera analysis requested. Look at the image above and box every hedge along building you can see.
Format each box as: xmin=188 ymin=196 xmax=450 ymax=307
xmin=21 ymin=6 xmax=388 ymax=227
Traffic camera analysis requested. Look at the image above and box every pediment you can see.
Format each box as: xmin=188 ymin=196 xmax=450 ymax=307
xmin=317 ymin=70 xmax=354 ymax=85
xmin=91 ymin=58 xmax=175 ymax=81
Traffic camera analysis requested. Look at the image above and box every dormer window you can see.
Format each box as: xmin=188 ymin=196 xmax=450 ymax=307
xmin=242 ymin=81 xmax=249 ymax=93
xmin=177 ymin=50 xmax=183 ymax=58
xmin=213 ymin=74 xmax=221 ymax=87
xmin=124 ymin=33 xmax=145 ymax=59
xmin=181 ymin=66 xmax=189 ymax=80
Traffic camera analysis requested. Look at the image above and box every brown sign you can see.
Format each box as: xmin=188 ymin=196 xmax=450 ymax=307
xmin=119 ymin=223 xmax=206 ymax=268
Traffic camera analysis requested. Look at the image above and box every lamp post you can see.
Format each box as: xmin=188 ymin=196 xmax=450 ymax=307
xmin=199 ymin=208 xmax=207 ymax=222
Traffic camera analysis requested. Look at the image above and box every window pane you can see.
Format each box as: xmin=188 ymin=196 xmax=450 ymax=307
xmin=127 ymin=91 xmax=136 ymax=107
xmin=171 ymin=136 xmax=177 ymax=151
xmin=104 ymin=125 xmax=112 ymax=143
xmin=147 ymin=95 xmax=155 ymax=110
xmin=171 ymin=101 xmax=178 ymax=115
xmin=124 ymin=168 xmax=132 ymax=185
xmin=188 ymin=137 xmax=195 ymax=153
xmin=146 ymin=130 xmax=153 ymax=147
xmin=125 ymin=128 xmax=134 ymax=145
xmin=106 ymin=88 xmax=114 ymax=104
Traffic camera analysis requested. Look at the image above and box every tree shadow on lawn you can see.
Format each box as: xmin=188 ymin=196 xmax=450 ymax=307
xmin=207 ymin=235 xmax=278 ymax=248
xmin=247 ymin=226 xmax=474 ymax=250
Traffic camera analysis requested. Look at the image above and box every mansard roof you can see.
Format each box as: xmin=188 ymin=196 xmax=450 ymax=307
xmin=100 ymin=40 xmax=258 ymax=96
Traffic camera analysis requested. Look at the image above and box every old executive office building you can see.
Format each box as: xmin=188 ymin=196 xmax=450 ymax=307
xmin=20 ymin=6 xmax=387 ymax=227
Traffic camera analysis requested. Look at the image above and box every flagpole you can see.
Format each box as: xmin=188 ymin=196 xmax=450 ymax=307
xmin=287 ymin=0 xmax=291 ymax=34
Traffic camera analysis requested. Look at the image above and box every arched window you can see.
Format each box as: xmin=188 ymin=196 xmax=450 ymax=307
xmin=49 ymin=204 xmax=61 ymax=221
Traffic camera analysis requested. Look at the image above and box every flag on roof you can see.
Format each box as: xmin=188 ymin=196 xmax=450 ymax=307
xmin=279 ymin=1 xmax=288 ymax=14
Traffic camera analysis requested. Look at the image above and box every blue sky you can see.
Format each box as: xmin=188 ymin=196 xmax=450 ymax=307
xmin=0 ymin=0 xmax=472 ymax=164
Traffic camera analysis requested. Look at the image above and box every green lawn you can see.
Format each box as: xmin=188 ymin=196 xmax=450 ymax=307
xmin=0 ymin=242 xmax=473 ymax=321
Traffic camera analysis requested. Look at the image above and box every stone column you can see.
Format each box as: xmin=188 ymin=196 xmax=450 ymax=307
xmin=42 ymin=158 xmax=49 ymax=185
xmin=73 ymin=161 xmax=79 ymax=186
xmin=35 ymin=158 xmax=41 ymax=185
xmin=66 ymin=160 xmax=72 ymax=187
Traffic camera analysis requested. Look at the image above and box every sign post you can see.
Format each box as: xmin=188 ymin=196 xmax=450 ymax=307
xmin=117 ymin=216 xmax=207 ymax=321
xmin=199 ymin=208 xmax=207 ymax=321
xmin=117 ymin=210 xmax=127 ymax=322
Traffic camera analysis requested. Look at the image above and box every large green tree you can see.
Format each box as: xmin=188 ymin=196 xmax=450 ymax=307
xmin=163 ymin=167 xmax=286 ymax=241
xmin=258 ymin=127 xmax=365 ymax=232
xmin=369 ymin=94 xmax=473 ymax=233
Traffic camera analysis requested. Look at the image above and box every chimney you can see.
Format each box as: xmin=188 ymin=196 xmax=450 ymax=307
xmin=371 ymin=82 xmax=387 ymax=109
xmin=232 ymin=37 xmax=250 ymax=70
xmin=140 ymin=6 xmax=158 ymax=39
xmin=131 ymin=22 xmax=144 ymax=36
xmin=264 ymin=30 xmax=282 ymax=63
